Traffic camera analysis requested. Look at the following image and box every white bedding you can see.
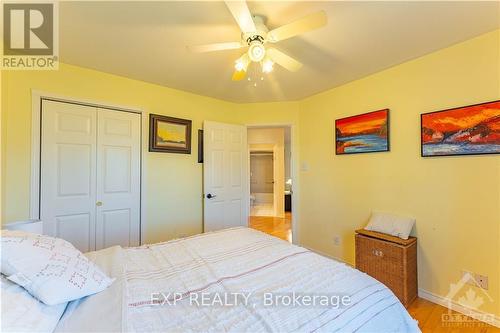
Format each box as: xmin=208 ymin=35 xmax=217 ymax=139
xmin=1 ymin=275 xmax=67 ymax=332
xmin=56 ymin=228 xmax=420 ymax=333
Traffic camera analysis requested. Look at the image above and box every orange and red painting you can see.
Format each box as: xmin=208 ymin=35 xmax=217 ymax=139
xmin=421 ymin=101 xmax=500 ymax=156
xmin=335 ymin=109 xmax=389 ymax=154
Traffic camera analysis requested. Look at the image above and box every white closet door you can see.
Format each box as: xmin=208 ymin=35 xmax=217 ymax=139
xmin=41 ymin=100 xmax=97 ymax=252
xmin=95 ymin=108 xmax=141 ymax=250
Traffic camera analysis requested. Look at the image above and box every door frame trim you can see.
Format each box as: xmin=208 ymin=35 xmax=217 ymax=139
xmin=246 ymin=123 xmax=299 ymax=245
xmin=30 ymin=90 xmax=147 ymax=244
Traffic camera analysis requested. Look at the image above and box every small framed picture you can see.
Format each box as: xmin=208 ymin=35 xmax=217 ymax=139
xmin=335 ymin=109 xmax=390 ymax=155
xmin=149 ymin=114 xmax=192 ymax=154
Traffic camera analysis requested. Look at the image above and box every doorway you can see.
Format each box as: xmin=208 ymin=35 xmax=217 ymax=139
xmin=250 ymin=150 xmax=274 ymax=216
xmin=247 ymin=126 xmax=292 ymax=242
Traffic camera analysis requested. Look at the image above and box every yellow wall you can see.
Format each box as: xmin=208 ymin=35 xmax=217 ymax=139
xmin=0 ymin=64 xmax=299 ymax=244
xmin=1 ymin=29 xmax=499 ymax=317
xmin=298 ymin=30 xmax=500 ymax=316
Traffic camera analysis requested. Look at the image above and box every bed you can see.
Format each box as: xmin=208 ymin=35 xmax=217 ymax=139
xmin=53 ymin=227 xmax=420 ymax=332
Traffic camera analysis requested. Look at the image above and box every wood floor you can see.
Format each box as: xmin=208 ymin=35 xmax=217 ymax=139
xmin=249 ymin=212 xmax=292 ymax=242
xmin=409 ymin=297 xmax=499 ymax=332
xmin=248 ymin=214 xmax=500 ymax=332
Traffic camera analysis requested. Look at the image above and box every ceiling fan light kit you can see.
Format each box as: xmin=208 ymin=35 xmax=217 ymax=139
xmin=248 ymin=41 xmax=266 ymax=62
xmin=188 ymin=1 xmax=327 ymax=83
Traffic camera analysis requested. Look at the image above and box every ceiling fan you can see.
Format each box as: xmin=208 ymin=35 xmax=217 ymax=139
xmin=188 ymin=1 xmax=327 ymax=81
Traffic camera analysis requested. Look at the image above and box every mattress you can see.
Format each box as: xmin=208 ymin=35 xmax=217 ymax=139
xmin=56 ymin=227 xmax=421 ymax=332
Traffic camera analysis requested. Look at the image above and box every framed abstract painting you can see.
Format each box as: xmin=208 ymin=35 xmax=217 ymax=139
xmin=335 ymin=109 xmax=390 ymax=155
xmin=149 ymin=114 xmax=192 ymax=154
xmin=421 ymin=100 xmax=500 ymax=157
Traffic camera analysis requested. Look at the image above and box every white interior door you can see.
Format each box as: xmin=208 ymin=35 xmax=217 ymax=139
xmin=95 ymin=109 xmax=141 ymax=250
xmin=203 ymin=121 xmax=248 ymax=232
xmin=41 ymin=100 xmax=97 ymax=252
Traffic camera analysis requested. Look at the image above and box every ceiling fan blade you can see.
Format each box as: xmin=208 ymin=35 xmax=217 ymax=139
xmin=224 ymin=0 xmax=256 ymax=33
xmin=187 ymin=42 xmax=243 ymax=53
xmin=232 ymin=70 xmax=247 ymax=81
xmin=267 ymin=48 xmax=303 ymax=72
xmin=267 ymin=10 xmax=327 ymax=43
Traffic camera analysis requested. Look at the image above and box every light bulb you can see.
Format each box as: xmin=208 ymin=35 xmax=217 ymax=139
xmin=234 ymin=54 xmax=249 ymax=72
xmin=262 ymin=59 xmax=274 ymax=73
xmin=235 ymin=60 xmax=245 ymax=71
xmin=248 ymin=42 xmax=265 ymax=62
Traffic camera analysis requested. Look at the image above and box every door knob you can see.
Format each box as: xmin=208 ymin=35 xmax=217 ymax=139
xmin=206 ymin=194 xmax=216 ymax=199
xmin=96 ymin=201 xmax=103 ymax=206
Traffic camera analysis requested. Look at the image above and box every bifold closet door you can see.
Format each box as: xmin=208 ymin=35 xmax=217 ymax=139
xmin=95 ymin=108 xmax=141 ymax=250
xmin=41 ymin=100 xmax=98 ymax=252
xmin=41 ymin=101 xmax=141 ymax=252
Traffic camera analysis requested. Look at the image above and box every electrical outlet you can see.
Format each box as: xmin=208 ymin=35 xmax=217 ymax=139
xmin=476 ymin=274 xmax=489 ymax=290
xmin=462 ymin=270 xmax=489 ymax=290
xmin=333 ymin=235 xmax=341 ymax=246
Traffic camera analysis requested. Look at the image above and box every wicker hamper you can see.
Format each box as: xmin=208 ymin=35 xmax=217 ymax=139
xmin=355 ymin=229 xmax=417 ymax=307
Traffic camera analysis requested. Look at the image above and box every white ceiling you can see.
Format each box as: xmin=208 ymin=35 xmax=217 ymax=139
xmin=59 ymin=1 xmax=499 ymax=103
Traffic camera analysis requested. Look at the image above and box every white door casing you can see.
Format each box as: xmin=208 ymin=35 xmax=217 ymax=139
xmin=41 ymin=100 xmax=98 ymax=252
xmin=95 ymin=108 xmax=141 ymax=250
xmin=272 ymin=142 xmax=285 ymax=218
xmin=203 ymin=121 xmax=248 ymax=232
xmin=40 ymin=100 xmax=141 ymax=252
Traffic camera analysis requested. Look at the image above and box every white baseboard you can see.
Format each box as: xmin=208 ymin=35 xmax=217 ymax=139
xmin=418 ymin=288 xmax=500 ymax=328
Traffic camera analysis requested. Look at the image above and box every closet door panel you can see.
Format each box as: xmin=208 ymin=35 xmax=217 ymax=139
xmin=40 ymin=100 xmax=97 ymax=252
xmin=55 ymin=213 xmax=91 ymax=252
xmin=102 ymin=146 xmax=131 ymax=193
xmin=96 ymin=109 xmax=141 ymax=250
xmin=101 ymin=209 xmax=131 ymax=247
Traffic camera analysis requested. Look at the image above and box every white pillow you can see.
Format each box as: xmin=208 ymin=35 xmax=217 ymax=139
xmin=365 ymin=212 xmax=415 ymax=240
xmin=1 ymin=230 xmax=114 ymax=305
xmin=1 ymin=274 xmax=67 ymax=332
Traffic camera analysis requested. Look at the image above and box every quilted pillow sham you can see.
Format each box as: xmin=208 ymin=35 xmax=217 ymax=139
xmin=0 ymin=230 xmax=114 ymax=305
xmin=1 ymin=274 xmax=67 ymax=332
